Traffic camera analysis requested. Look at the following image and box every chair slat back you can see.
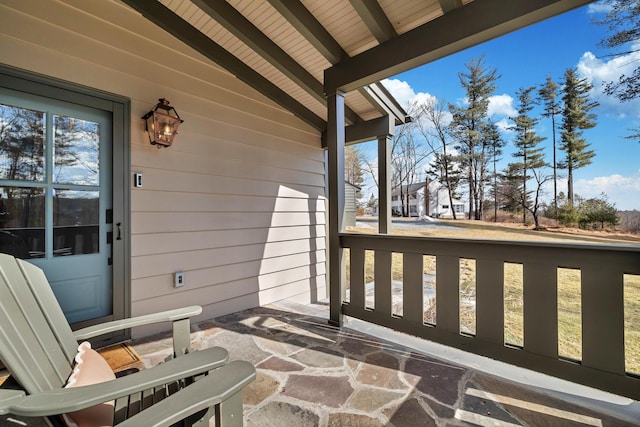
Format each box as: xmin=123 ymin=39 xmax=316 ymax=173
xmin=0 ymin=254 xmax=76 ymax=393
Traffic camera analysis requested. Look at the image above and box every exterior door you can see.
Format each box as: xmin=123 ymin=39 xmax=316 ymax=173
xmin=0 ymin=87 xmax=113 ymax=324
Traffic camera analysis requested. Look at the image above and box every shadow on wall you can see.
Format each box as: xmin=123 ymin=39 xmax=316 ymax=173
xmin=258 ymin=185 xmax=326 ymax=307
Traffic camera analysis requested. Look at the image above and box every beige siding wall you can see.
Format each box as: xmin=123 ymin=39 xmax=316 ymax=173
xmin=0 ymin=0 xmax=326 ymax=336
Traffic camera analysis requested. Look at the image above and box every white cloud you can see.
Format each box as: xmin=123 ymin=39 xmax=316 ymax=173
xmin=571 ymin=171 xmax=640 ymax=210
xmin=488 ymin=94 xmax=517 ymax=118
xmin=381 ymin=78 xmax=442 ymax=111
xmin=587 ymin=1 xmax=612 ymax=14
xmin=380 ymin=78 xmax=419 ymax=110
xmin=411 ymin=92 xmax=439 ymax=110
xmin=577 ymin=46 xmax=640 ymax=120
xmin=494 ymin=118 xmax=514 ymax=134
xmin=380 ymin=78 xmax=453 ymax=130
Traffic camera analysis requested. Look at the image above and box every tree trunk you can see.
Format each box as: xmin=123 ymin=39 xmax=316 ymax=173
xmin=468 ymin=167 xmax=474 ymax=220
xmin=567 ymin=162 xmax=574 ymax=203
xmin=552 ymin=114 xmax=558 ymax=216
xmin=447 ymin=189 xmax=456 ymax=220
xmin=493 ymin=155 xmax=498 ymax=222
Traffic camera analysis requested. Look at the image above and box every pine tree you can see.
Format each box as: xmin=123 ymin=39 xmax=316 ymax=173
xmin=427 ymin=152 xmax=462 ymax=219
xmin=449 ymin=56 xmax=499 ymax=220
xmin=483 ymin=121 xmax=505 ymax=222
xmin=580 ymin=196 xmax=620 ymax=230
xmin=538 ymin=76 xmax=560 ymax=214
xmin=510 ymin=86 xmax=547 ymax=224
xmin=595 ymin=0 xmax=640 ymax=102
xmin=559 ymin=68 xmax=597 ymax=203
xmin=595 ymin=0 xmax=640 ymax=141
xmin=498 ymin=163 xmax=525 ymax=216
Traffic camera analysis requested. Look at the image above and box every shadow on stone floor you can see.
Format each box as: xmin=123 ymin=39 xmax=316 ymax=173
xmin=132 ymin=304 xmax=638 ymax=427
xmin=1 ymin=303 xmax=634 ymax=426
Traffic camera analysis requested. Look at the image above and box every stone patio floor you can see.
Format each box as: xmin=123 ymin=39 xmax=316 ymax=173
xmin=131 ymin=300 xmax=640 ymax=427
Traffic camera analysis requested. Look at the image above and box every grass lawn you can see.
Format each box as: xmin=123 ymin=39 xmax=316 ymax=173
xmin=345 ymin=219 xmax=640 ymax=375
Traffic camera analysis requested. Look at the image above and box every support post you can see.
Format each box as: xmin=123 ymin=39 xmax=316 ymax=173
xmin=377 ymin=116 xmax=394 ymax=234
xmin=327 ymin=90 xmax=346 ymax=326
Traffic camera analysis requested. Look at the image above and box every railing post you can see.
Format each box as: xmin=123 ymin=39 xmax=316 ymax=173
xmin=523 ymin=262 xmax=558 ymax=358
xmin=582 ymin=262 xmax=625 ymax=374
xmin=349 ymin=248 xmax=365 ymax=309
xmin=436 ymin=255 xmax=459 ymax=334
xmin=327 ymin=89 xmax=346 ymax=327
xmin=374 ymin=250 xmax=392 ymax=316
xmin=377 ymin=118 xmax=393 ymax=234
xmin=476 ymin=259 xmax=504 ymax=344
xmin=403 ymin=253 xmax=424 ymax=324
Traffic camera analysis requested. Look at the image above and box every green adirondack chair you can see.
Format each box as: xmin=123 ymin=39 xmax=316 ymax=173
xmin=0 ymin=254 xmax=255 ymax=426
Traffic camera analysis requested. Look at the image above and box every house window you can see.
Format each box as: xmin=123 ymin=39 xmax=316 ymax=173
xmin=392 ymin=195 xmax=399 ymax=201
xmin=442 ymin=205 xmax=449 ymax=209
xmin=454 ymin=205 xmax=464 ymax=213
xmin=410 ymin=206 xmax=417 ymax=214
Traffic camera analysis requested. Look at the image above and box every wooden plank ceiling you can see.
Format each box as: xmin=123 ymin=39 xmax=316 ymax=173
xmin=121 ymin=0 xmax=593 ymax=135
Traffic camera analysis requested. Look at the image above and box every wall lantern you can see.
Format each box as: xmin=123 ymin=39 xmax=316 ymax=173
xmin=142 ymin=98 xmax=184 ymax=147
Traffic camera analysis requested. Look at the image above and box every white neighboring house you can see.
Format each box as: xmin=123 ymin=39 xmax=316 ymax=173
xmin=391 ymin=182 xmax=465 ymax=218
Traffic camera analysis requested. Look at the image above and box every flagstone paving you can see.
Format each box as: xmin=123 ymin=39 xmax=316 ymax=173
xmin=131 ymin=302 xmax=640 ymax=427
xmin=2 ymin=302 xmax=637 ymax=427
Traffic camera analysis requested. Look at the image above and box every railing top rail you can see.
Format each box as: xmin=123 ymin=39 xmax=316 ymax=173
xmin=340 ymin=232 xmax=640 ymax=253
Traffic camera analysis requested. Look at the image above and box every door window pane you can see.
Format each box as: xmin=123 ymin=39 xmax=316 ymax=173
xmin=0 ymin=186 xmax=45 ymax=258
xmin=53 ymin=115 xmax=100 ymax=185
xmin=0 ymin=103 xmax=45 ymax=182
xmin=53 ymin=190 xmax=99 ymax=256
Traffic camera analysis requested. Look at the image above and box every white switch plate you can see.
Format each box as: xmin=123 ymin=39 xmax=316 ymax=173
xmin=174 ymin=271 xmax=185 ymax=288
xmin=134 ymin=173 xmax=142 ymax=188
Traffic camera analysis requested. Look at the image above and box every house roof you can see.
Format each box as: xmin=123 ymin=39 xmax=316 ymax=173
xmin=122 ymin=0 xmax=592 ymax=139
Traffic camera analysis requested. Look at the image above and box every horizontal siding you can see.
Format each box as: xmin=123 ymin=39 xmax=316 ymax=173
xmin=132 ymin=260 xmax=326 ymax=302
xmin=132 ymin=225 xmax=325 ymax=255
xmin=126 ymin=169 xmax=325 ymax=199
xmin=0 ymin=0 xmax=326 ymax=337
xmin=132 ymin=245 xmax=326 ymax=279
xmin=132 ymin=193 xmax=326 ymax=214
xmin=132 ymin=212 xmax=325 ymax=234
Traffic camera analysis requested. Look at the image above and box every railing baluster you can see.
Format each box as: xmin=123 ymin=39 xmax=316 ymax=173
xmin=476 ymin=259 xmax=504 ymax=345
xmin=349 ymin=248 xmax=365 ymax=310
xmin=523 ymin=262 xmax=558 ymax=358
xmin=375 ymin=250 xmax=392 ymax=317
xmin=436 ymin=255 xmax=459 ymax=334
xmin=582 ymin=262 xmax=625 ymax=374
xmin=403 ymin=252 xmax=424 ymax=324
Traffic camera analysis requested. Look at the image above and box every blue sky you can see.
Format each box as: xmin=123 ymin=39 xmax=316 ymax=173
xmin=366 ymin=2 xmax=640 ymax=211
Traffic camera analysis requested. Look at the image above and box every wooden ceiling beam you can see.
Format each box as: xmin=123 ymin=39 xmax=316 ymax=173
xmin=193 ymin=0 xmax=361 ymax=125
xmin=348 ymin=0 xmax=397 ymax=43
xmin=121 ymin=0 xmax=326 ymax=131
xmin=325 ymin=0 xmax=594 ymax=93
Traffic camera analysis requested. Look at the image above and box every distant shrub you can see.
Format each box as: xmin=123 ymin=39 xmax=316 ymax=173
xmin=619 ymin=210 xmax=640 ymax=233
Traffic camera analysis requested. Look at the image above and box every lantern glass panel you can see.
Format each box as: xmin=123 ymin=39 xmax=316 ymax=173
xmin=152 ymin=112 xmax=180 ymax=146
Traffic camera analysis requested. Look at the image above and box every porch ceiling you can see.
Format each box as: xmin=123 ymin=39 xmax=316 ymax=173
xmin=121 ymin=0 xmax=593 ymax=135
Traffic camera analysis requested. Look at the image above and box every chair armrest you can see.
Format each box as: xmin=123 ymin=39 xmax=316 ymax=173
xmin=73 ymin=306 xmax=202 ymax=341
xmin=118 ymin=361 xmax=256 ymax=427
xmin=6 ymin=346 xmax=228 ymax=417
xmin=0 ymin=390 xmax=26 ymax=415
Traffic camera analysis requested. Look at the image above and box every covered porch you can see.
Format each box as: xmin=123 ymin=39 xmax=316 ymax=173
xmin=1 ymin=0 xmax=640 ymax=424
